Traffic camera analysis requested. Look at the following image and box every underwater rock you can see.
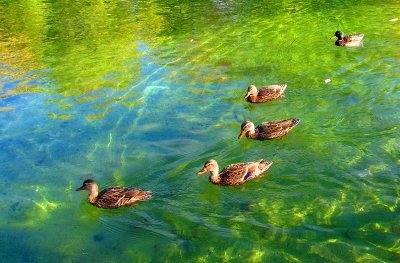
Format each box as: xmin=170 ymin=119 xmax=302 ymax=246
xmin=10 ymin=201 xmax=21 ymax=212
xmin=93 ymin=233 xmax=104 ymax=242
xmin=240 ymin=202 xmax=254 ymax=212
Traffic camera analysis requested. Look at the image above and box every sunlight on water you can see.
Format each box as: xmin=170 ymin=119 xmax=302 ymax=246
xmin=1 ymin=0 xmax=400 ymax=261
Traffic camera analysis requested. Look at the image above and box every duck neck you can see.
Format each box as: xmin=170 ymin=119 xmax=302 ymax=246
xmin=246 ymin=127 xmax=258 ymax=139
xmin=209 ymin=166 xmax=221 ymax=184
xmin=248 ymin=94 xmax=257 ymax=101
xmin=88 ymin=190 xmax=99 ymax=204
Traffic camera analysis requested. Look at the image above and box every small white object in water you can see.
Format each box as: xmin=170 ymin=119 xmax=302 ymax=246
xmin=325 ymin=79 xmax=331 ymax=83
xmin=390 ymin=18 xmax=398 ymax=22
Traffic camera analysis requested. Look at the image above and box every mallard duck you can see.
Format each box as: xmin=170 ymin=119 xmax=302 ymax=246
xmin=76 ymin=179 xmax=152 ymax=209
xmin=244 ymin=84 xmax=287 ymax=103
xmin=333 ymin=31 xmax=364 ymax=47
xmin=197 ymin=159 xmax=273 ymax=186
xmin=238 ymin=119 xmax=300 ymax=141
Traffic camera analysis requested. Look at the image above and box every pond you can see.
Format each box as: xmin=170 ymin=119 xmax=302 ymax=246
xmin=0 ymin=0 xmax=399 ymax=261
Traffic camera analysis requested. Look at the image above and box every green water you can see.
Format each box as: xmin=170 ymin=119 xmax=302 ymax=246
xmin=1 ymin=0 xmax=399 ymax=261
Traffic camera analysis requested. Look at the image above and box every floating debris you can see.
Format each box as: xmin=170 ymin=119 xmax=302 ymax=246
xmin=389 ymin=18 xmax=398 ymax=22
xmin=325 ymin=79 xmax=331 ymax=83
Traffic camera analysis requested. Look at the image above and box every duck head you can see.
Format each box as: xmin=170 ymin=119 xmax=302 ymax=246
xmin=333 ymin=31 xmax=344 ymax=40
xmin=76 ymin=179 xmax=99 ymax=193
xmin=197 ymin=160 xmax=219 ymax=175
xmin=244 ymin=85 xmax=258 ymax=99
xmin=238 ymin=121 xmax=255 ymax=139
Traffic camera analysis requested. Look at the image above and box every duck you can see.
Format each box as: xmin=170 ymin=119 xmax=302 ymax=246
xmin=197 ymin=159 xmax=273 ymax=186
xmin=244 ymin=84 xmax=287 ymax=103
xmin=333 ymin=31 xmax=364 ymax=47
xmin=76 ymin=179 xmax=152 ymax=209
xmin=238 ymin=119 xmax=300 ymax=141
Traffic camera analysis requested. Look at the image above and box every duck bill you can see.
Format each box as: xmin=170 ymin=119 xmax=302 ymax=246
xmin=238 ymin=130 xmax=246 ymax=139
xmin=330 ymin=35 xmax=337 ymax=39
xmin=75 ymin=186 xmax=85 ymax=191
xmin=244 ymin=92 xmax=250 ymax=99
xmin=197 ymin=168 xmax=207 ymax=175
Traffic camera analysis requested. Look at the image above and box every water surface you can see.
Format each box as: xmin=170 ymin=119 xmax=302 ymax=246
xmin=1 ymin=0 xmax=399 ymax=261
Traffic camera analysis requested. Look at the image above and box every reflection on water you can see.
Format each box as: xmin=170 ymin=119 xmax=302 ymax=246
xmin=1 ymin=0 xmax=400 ymax=261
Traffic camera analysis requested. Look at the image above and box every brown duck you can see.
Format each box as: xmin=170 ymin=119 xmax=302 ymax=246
xmin=76 ymin=179 xmax=152 ymax=208
xmin=238 ymin=119 xmax=300 ymax=141
xmin=333 ymin=31 xmax=364 ymax=47
xmin=197 ymin=159 xmax=273 ymax=186
xmin=244 ymin=84 xmax=287 ymax=103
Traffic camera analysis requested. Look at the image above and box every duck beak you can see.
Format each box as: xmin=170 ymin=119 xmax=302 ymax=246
xmin=197 ymin=167 xmax=207 ymax=175
xmin=238 ymin=130 xmax=246 ymax=139
xmin=244 ymin=92 xmax=251 ymax=99
xmin=330 ymin=35 xmax=337 ymax=39
xmin=75 ymin=186 xmax=85 ymax=191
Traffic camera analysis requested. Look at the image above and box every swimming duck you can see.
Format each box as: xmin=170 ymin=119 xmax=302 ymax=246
xmin=238 ymin=119 xmax=300 ymax=141
xmin=76 ymin=179 xmax=152 ymax=209
xmin=244 ymin=84 xmax=287 ymax=103
xmin=197 ymin=159 xmax=273 ymax=186
xmin=333 ymin=31 xmax=364 ymax=47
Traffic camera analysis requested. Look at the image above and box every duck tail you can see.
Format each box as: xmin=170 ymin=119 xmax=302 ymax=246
xmin=139 ymin=191 xmax=153 ymax=201
xmin=292 ymin=119 xmax=300 ymax=126
xmin=280 ymin=83 xmax=288 ymax=93
xmin=259 ymin=160 xmax=273 ymax=172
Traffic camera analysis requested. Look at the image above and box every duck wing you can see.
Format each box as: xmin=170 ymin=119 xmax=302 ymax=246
xmin=220 ymin=161 xmax=267 ymax=185
xmin=346 ymin=34 xmax=364 ymax=41
xmin=96 ymin=186 xmax=152 ymax=208
xmin=124 ymin=188 xmax=153 ymax=201
xmin=258 ymin=84 xmax=287 ymax=96
xmin=343 ymin=34 xmax=364 ymax=46
xmin=258 ymin=119 xmax=299 ymax=139
xmin=220 ymin=162 xmax=249 ymax=185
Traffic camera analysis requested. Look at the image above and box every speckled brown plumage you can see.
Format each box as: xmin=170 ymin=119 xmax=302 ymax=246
xmin=76 ymin=179 xmax=152 ymax=209
xmin=238 ymin=119 xmax=300 ymax=141
xmin=197 ymin=159 xmax=273 ymax=186
xmin=334 ymin=31 xmax=364 ymax=47
xmin=244 ymin=84 xmax=287 ymax=103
